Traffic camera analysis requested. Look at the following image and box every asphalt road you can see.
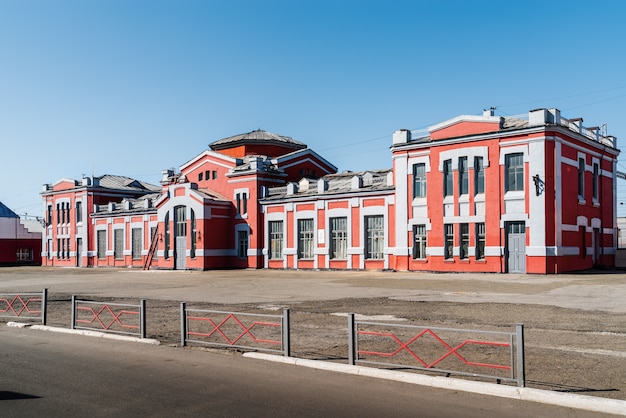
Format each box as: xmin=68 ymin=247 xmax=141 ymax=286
xmin=0 ymin=326 xmax=611 ymax=418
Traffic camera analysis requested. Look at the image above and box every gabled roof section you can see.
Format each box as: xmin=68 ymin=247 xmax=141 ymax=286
xmin=272 ymin=147 xmax=338 ymax=173
xmin=209 ymin=129 xmax=307 ymax=152
xmin=428 ymin=113 xmax=503 ymax=141
xmin=179 ymin=149 xmax=239 ymax=172
xmin=0 ymin=201 xmax=19 ymax=218
xmin=96 ymin=175 xmax=161 ymax=192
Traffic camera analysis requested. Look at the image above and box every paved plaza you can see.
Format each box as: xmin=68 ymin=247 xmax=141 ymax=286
xmin=0 ymin=267 xmax=624 ymax=313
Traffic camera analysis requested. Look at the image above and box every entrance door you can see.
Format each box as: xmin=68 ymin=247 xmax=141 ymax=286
xmin=76 ymin=238 xmax=82 ymax=267
xmin=506 ymin=222 xmax=526 ymax=273
xmin=174 ymin=205 xmax=187 ymax=270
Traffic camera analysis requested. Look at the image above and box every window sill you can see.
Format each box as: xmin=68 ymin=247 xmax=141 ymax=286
xmin=412 ymin=259 xmax=428 ymax=263
xmin=443 ymin=259 xmax=455 ymax=263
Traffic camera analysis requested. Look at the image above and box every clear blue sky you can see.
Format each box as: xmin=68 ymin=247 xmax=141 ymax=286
xmin=2 ymin=0 xmax=626 ymax=219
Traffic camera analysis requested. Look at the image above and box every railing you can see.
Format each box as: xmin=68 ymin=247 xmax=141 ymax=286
xmin=180 ymin=303 xmax=290 ymax=356
xmin=71 ymin=296 xmax=146 ymax=338
xmin=348 ymin=314 xmax=525 ymax=387
xmin=558 ymin=116 xmax=615 ymax=147
xmin=0 ymin=289 xmax=47 ymax=324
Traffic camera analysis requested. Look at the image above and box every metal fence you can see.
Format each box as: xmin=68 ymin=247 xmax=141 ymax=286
xmin=180 ymin=303 xmax=291 ymax=356
xmin=0 ymin=289 xmax=47 ymax=324
xmin=71 ymin=296 xmax=146 ymax=338
xmin=348 ymin=314 xmax=525 ymax=387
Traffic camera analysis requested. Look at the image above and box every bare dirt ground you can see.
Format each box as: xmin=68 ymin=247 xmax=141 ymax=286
xmin=20 ymin=291 xmax=626 ymax=402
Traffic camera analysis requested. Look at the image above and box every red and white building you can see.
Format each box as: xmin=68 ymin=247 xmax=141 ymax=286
xmin=0 ymin=201 xmax=42 ymax=266
xmin=41 ymin=108 xmax=620 ymax=274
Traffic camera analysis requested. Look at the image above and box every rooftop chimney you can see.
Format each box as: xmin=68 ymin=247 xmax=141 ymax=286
xmin=392 ymin=129 xmax=411 ymax=145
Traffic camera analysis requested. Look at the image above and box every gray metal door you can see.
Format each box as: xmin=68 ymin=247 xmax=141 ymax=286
xmin=506 ymin=222 xmax=526 ymax=273
xmin=593 ymin=228 xmax=601 ymax=265
xmin=174 ymin=206 xmax=187 ymax=270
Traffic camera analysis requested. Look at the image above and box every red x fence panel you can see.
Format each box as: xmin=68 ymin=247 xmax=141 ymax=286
xmin=72 ymin=297 xmax=146 ymax=338
xmin=349 ymin=316 xmax=524 ymax=386
xmin=181 ymin=305 xmax=290 ymax=356
xmin=0 ymin=290 xmax=47 ymax=323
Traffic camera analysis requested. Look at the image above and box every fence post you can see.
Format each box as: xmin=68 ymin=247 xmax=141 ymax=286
xmin=348 ymin=313 xmax=356 ymax=365
xmin=282 ymin=308 xmax=291 ymax=357
xmin=516 ymin=323 xmax=525 ymax=387
xmin=140 ymin=299 xmax=147 ymax=339
xmin=180 ymin=302 xmax=187 ymax=347
xmin=42 ymin=288 xmax=48 ymax=325
xmin=70 ymin=295 xmax=76 ymax=330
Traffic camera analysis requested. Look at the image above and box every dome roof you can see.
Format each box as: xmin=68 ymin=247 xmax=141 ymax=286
xmin=209 ymin=129 xmax=307 ymax=152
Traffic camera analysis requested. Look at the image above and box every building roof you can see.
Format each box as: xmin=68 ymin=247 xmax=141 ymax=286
xmin=96 ymin=175 xmax=161 ymax=192
xmin=261 ymin=169 xmax=393 ymax=202
xmin=0 ymin=201 xmax=19 ymax=218
xmin=209 ymin=129 xmax=307 ymax=151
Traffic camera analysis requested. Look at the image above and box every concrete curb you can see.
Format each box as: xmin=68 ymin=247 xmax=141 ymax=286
xmin=7 ymin=322 xmax=160 ymax=345
xmin=243 ymin=352 xmax=626 ymax=416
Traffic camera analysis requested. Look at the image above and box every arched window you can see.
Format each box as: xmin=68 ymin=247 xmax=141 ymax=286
xmin=190 ymin=209 xmax=196 ymax=258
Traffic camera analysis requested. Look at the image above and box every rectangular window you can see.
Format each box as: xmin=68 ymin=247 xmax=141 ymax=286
xmin=460 ymin=223 xmax=469 ymax=259
xmin=238 ymin=230 xmax=248 ymax=258
xmin=474 ymin=157 xmax=484 ymax=194
xmin=114 ymin=229 xmax=123 ymax=260
xmin=593 ymin=163 xmax=599 ymax=201
xmin=365 ymin=215 xmax=384 ymax=259
xmin=131 ymin=228 xmax=142 ymax=260
xmin=476 ymin=223 xmax=486 ymax=260
xmin=505 ymin=153 xmax=524 ymax=192
xmin=198 ymin=172 xmax=203 ymax=181
xmin=97 ymin=230 xmax=106 ymax=259
xmin=412 ymin=163 xmax=426 ymax=198
xmin=150 ymin=226 xmax=158 ymax=260
xmin=269 ymin=221 xmax=283 ymax=259
xmin=580 ymin=226 xmax=586 ymax=258
xmin=56 ymin=203 xmax=60 ymax=224
xmin=76 ymin=201 xmax=82 ymax=223
xmin=578 ymin=157 xmax=585 ymax=198
xmin=443 ymin=159 xmax=453 ymax=197
xmin=212 ymin=171 xmax=217 ymax=180
xmin=205 ymin=170 xmax=210 ymax=180
xmin=297 ymin=218 xmax=315 ymax=259
xmin=17 ymin=248 xmax=33 ymax=261
xmin=459 ymin=157 xmax=468 ymax=195
xmin=175 ymin=206 xmax=186 ymax=237
xmin=235 ymin=193 xmax=248 ymax=215
xmin=57 ymin=238 xmax=61 ymax=259
xmin=412 ymin=224 xmax=427 ymax=259
xmin=330 ymin=217 xmax=348 ymax=259
xmin=47 ymin=205 xmax=52 ymax=226
xmin=444 ymin=224 xmax=454 ymax=260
